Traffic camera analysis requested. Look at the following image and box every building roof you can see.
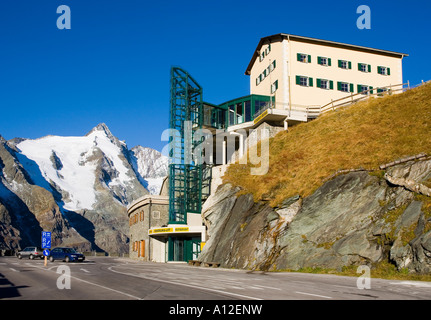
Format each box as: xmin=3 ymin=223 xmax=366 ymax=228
xmin=245 ymin=33 xmax=409 ymax=75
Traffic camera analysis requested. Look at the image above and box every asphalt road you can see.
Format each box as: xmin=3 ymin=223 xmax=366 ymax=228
xmin=1 ymin=256 xmax=431 ymax=301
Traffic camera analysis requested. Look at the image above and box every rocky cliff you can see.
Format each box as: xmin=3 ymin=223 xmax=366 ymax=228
xmin=199 ymin=158 xmax=431 ymax=274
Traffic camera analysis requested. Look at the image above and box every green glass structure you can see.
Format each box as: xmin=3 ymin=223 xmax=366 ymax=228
xmin=167 ymin=67 xmax=274 ymax=261
xmin=168 ymin=67 xmax=208 ymax=224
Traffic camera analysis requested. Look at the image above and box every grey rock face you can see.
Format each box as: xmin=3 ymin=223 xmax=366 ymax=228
xmin=200 ymin=159 xmax=431 ymax=274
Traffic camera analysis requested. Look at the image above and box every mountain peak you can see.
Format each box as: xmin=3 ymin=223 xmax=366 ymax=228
xmin=86 ymin=123 xmax=113 ymax=138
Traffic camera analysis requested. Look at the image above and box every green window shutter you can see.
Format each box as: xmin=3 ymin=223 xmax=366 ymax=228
xmin=296 ymin=75 xmax=301 ymax=85
xmin=350 ymin=83 xmax=354 ymax=92
xmin=368 ymin=64 xmax=371 ymax=73
xmin=337 ymin=81 xmax=341 ymax=91
xmin=387 ymin=67 xmax=391 ymax=75
xmin=317 ymin=78 xmax=321 ymax=88
xmin=308 ymin=77 xmax=313 ymax=87
xmin=275 ymin=80 xmax=278 ymax=90
xmin=370 ymin=86 xmax=374 ymax=94
xmin=273 ymin=60 xmax=276 ymax=69
xmin=297 ymin=53 xmax=301 ymax=61
xmin=308 ymin=55 xmax=311 ymax=63
xmin=378 ymin=66 xmax=382 ymax=74
xmin=348 ymin=61 xmax=352 ymax=69
xmin=328 ymin=58 xmax=332 ymax=66
xmin=358 ymin=63 xmax=362 ymax=71
xmin=317 ymin=56 xmax=322 ymax=64
xmin=338 ymin=60 xmax=342 ymax=68
xmin=329 ymin=80 xmax=334 ymax=90
xmin=357 ymin=84 xmax=362 ymax=93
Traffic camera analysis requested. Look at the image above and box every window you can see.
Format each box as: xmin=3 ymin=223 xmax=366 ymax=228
xmin=271 ymin=80 xmax=278 ymax=93
xmin=270 ymin=60 xmax=276 ymax=72
xmin=265 ymin=44 xmax=271 ymax=55
xmin=296 ymin=75 xmax=313 ymax=87
xmin=229 ymin=105 xmax=235 ymax=125
xmin=338 ymin=60 xmax=352 ymax=69
xmin=337 ymin=81 xmax=353 ymax=93
xmin=317 ymin=78 xmax=333 ymax=90
xmin=358 ymin=63 xmax=371 ymax=73
xmin=259 ymin=44 xmax=271 ymax=62
xmin=358 ymin=85 xmax=374 ymax=95
xmin=377 ymin=88 xmax=388 ymax=96
xmin=256 ymin=60 xmax=276 ymax=86
xmin=378 ymin=66 xmax=391 ymax=76
xmin=318 ymin=56 xmax=331 ymax=66
xmin=297 ymin=53 xmax=311 ymax=63
xmin=236 ymin=102 xmax=243 ymax=124
xmin=245 ymin=101 xmax=252 ymax=122
xmin=254 ymin=100 xmax=267 ymax=116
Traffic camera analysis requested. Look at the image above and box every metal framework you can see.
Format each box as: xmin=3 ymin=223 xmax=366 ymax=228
xmin=168 ymin=67 xmax=210 ymax=224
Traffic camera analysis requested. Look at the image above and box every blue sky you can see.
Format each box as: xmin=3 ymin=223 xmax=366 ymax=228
xmin=0 ymin=0 xmax=429 ymax=151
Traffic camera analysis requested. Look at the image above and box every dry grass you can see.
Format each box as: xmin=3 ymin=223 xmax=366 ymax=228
xmin=223 ymin=82 xmax=431 ymax=207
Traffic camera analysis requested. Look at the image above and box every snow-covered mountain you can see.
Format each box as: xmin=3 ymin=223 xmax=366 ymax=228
xmin=0 ymin=123 xmax=168 ymax=253
xmin=130 ymin=145 xmax=168 ymax=195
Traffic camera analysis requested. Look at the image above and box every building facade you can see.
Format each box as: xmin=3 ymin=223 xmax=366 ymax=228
xmin=246 ymin=33 xmax=407 ymax=116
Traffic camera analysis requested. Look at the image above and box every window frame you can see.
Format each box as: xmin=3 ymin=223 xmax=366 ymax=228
xmin=317 ymin=78 xmax=333 ymax=90
xmin=338 ymin=60 xmax=352 ymax=70
xmin=378 ymin=66 xmax=391 ymax=76
xmin=296 ymin=75 xmax=313 ymax=87
xmin=318 ymin=56 xmax=331 ymax=67
xmin=358 ymin=63 xmax=371 ymax=73
xmin=337 ymin=81 xmax=352 ymax=93
xmin=297 ymin=53 xmax=311 ymax=63
xmin=271 ymin=80 xmax=279 ymax=94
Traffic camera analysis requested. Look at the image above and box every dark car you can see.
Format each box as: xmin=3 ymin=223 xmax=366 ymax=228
xmin=49 ymin=247 xmax=85 ymax=262
xmin=16 ymin=247 xmax=44 ymax=260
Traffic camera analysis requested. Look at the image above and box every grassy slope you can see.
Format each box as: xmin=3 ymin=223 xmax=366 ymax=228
xmin=224 ymin=82 xmax=431 ymax=207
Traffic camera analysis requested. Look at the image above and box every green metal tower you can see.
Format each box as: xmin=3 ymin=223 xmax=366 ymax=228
xmin=168 ymin=67 xmax=207 ymax=224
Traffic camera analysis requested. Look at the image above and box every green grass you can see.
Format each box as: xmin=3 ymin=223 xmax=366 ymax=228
xmin=224 ymin=82 xmax=431 ymax=207
xmin=278 ymin=262 xmax=431 ymax=282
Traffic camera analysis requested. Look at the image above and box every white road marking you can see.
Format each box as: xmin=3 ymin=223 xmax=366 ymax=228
xmin=80 ymin=268 xmax=90 ymax=273
xmin=295 ymin=291 xmax=332 ymax=299
xmin=108 ymin=265 xmax=263 ymax=300
xmin=389 ymin=281 xmax=431 ymax=288
xmin=9 ymin=268 xmax=19 ymax=272
xmin=253 ymin=284 xmax=283 ymax=291
xmin=25 ymin=263 xmax=142 ymax=300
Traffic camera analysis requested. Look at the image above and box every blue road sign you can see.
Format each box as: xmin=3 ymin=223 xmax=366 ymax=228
xmin=43 ymin=249 xmax=50 ymax=256
xmin=42 ymin=231 xmax=52 ymax=249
